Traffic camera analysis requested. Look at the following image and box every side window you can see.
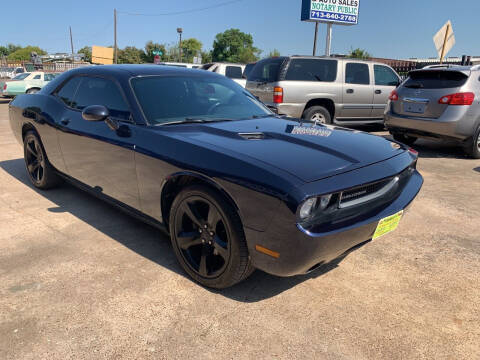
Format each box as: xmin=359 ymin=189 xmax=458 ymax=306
xmin=33 ymin=74 xmax=41 ymax=80
xmin=345 ymin=63 xmax=370 ymax=85
xmin=225 ymin=66 xmax=243 ymax=79
xmin=285 ymin=59 xmax=337 ymax=82
xmin=56 ymin=77 xmax=83 ymax=107
xmin=73 ymin=77 xmax=130 ymax=120
xmin=16 ymin=68 xmax=24 ymax=74
xmin=374 ymin=65 xmax=399 ymax=86
xmin=44 ymin=73 xmax=55 ymax=82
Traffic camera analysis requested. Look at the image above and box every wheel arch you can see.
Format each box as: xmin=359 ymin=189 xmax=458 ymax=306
xmin=160 ymin=171 xmax=241 ymax=229
xmin=22 ymin=122 xmax=38 ymax=140
xmin=26 ymin=87 xmax=41 ymax=93
xmin=302 ymin=98 xmax=336 ymax=120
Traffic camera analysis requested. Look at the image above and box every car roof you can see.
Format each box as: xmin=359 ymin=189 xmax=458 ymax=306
xmin=66 ymin=64 xmax=221 ymax=78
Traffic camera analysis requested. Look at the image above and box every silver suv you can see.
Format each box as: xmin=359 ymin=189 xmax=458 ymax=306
xmin=246 ymin=56 xmax=401 ymax=125
xmin=385 ymin=65 xmax=480 ymax=158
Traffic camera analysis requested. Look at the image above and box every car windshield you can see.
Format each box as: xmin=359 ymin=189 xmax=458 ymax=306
xmin=13 ymin=73 xmax=30 ymax=80
xmin=131 ymin=75 xmax=272 ymax=125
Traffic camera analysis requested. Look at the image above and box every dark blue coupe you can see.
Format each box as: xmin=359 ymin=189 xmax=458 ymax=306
xmin=8 ymin=65 xmax=423 ymax=288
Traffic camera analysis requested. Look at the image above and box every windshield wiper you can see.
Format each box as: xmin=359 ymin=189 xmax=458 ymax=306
xmin=159 ymin=118 xmax=234 ymax=126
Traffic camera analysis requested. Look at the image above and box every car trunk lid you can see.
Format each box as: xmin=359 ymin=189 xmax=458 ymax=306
xmin=392 ymin=69 xmax=470 ymax=119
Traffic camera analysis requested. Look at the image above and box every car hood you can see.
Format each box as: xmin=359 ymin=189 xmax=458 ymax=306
xmin=162 ymin=117 xmax=405 ymax=183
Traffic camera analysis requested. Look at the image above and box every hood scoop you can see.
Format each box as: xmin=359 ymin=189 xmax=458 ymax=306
xmin=238 ymin=132 xmax=266 ymax=140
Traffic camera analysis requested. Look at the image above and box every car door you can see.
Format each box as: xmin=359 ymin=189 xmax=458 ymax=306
xmin=55 ymin=75 xmax=140 ymax=209
xmin=372 ymin=64 xmax=401 ymax=118
xmin=340 ymin=62 xmax=374 ymax=119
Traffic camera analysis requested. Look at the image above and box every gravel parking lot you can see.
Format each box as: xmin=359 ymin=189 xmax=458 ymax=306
xmin=0 ymin=99 xmax=479 ymax=359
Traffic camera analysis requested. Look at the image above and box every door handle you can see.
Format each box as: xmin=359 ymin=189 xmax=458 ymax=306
xmin=375 ymin=90 xmax=382 ymax=94
xmin=346 ymin=89 xmax=354 ymax=94
xmin=60 ymin=118 xmax=70 ymax=125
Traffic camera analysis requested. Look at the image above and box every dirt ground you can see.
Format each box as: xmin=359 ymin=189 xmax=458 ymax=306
xmin=0 ymin=99 xmax=479 ymax=359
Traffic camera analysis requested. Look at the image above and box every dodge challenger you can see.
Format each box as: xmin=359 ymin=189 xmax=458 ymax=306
xmin=8 ymin=65 xmax=423 ymax=288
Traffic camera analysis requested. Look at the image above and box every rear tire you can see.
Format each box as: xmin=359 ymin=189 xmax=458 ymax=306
xmin=23 ymin=131 xmax=62 ymax=189
xmin=392 ymin=133 xmax=417 ymax=146
xmin=169 ymin=185 xmax=254 ymax=289
xmin=464 ymin=125 xmax=480 ymax=159
xmin=26 ymin=88 xmax=40 ymax=94
xmin=302 ymin=106 xmax=332 ymax=124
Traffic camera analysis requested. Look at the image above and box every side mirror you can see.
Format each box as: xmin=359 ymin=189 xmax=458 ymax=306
xmin=82 ymin=105 xmax=109 ymax=122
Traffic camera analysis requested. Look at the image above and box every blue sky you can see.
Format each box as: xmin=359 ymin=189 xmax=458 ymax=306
xmin=2 ymin=0 xmax=479 ymax=59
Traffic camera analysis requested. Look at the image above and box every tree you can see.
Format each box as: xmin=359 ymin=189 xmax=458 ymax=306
xmin=0 ymin=46 xmax=8 ymax=57
xmin=181 ymin=38 xmax=202 ymax=63
xmin=7 ymin=44 xmax=21 ymax=54
xmin=200 ymin=50 xmax=212 ymax=64
xmin=268 ymin=49 xmax=281 ymax=58
xmin=78 ymin=46 xmax=92 ymax=62
xmin=7 ymin=46 xmax=46 ymax=61
xmin=143 ymin=41 xmax=167 ymax=63
xmin=212 ymin=29 xmax=260 ymax=64
xmin=348 ymin=48 xmax=371 ymax=59
xmin=118 ymin=46 xmax=144 ymax=64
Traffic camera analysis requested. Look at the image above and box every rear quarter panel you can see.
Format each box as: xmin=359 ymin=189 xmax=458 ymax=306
xmin=9 ymin=94 xmax=67 ymax=172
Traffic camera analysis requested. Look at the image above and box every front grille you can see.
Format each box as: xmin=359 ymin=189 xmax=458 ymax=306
xmin=340 ymin=179 xmax=392 ymax=203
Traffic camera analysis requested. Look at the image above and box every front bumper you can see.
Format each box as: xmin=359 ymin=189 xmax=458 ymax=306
xmin=245 ymin=169 xmax=423 ymax=277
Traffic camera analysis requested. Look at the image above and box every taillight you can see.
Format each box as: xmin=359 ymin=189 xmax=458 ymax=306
xmin=438 ymin=92 xmax=474 ymax=106
xmin=388 ymin=90 xmax=399 ymax=101
xmin=3 ymin=83 xmax=6 ymax=91
xmin=408 ymin=147 xmax=418 ymax=156
xmin=273 ymin=87 xmax=283 ymax=104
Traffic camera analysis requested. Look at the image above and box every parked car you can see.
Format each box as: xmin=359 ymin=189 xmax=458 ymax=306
xmin=2 ymin=72 xmax=58 ymax=97
xmin=201 ymin=62 xmax=246 ymax=87
xmin=0 ymin=66 xmax=25 ymax=79
xmin=158 ymin=62 xmax=201 ymax=69
xmin=8 ymin=65 xmax=423 ymax=288
xmin=246 ymin=56 xmax=401 ymax=124
xmin=385 ymin=64 xmax=480 ymax=158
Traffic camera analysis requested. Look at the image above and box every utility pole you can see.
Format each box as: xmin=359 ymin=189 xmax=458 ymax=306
xmin=313 ymin=22 xmax=319 ymax=56
xmin=325 ymin=23 xmax=333 ymax=56
xmin=114 ymin=8 xmax=118 ymax=64
xmin=69 ymin=26 xmax=74 ymax=61
xmin=177 ymin=28 xmax=183 ymax=63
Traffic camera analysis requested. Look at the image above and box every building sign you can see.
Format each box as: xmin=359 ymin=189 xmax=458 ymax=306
xmin=92 ymin=46 xmax=114 ymax=65
xmin=301 ymin=0 xmax=360 ymax=25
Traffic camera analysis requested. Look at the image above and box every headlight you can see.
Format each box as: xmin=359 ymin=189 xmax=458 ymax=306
xmin=299 ymin=194 xmax=333 ymax=221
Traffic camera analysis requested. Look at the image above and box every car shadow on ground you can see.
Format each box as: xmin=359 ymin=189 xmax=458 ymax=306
xmin=474 ymin=167 xmax=480 ymax=173
xmin=0 ymin=99 xmax=11 ymax=104
xmin=0 ymin=158 xmax=355 ymax=302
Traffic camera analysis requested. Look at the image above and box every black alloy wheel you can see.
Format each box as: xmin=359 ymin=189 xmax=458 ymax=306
xmin=23 ymin=131 xmax=61 ymax=189
xmin=169 ymin=185 xmax=253 ymax=288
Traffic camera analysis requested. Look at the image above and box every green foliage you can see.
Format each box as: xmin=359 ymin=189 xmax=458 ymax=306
xmin=181 ymin=38 xmax=202 ymax=63
xmin=348 ymin=48 xmax=371 ymax=59
xmin=143 ymin=41 xmax=167 ymax=63
xmin=0 ymin=46 xmax=8 ymax=57
xmin=201 ymin=50 xmax=213 ymax=64
xmin=212 ymin=29 xmax=260 ymax=64
xmin=78 ymin=46 xmax=92 ymax=62
xmin=268 ymin=49 xmax=281 ymax=58
xmin=118 ymin=46 xmax=144 ymax=64
xmin=7 ymin=44 xmax=21 ymax=54
xmin=7 ymin=46 xmax=46 ymax=61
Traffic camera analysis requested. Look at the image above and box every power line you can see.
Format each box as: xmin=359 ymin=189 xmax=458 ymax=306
xmin=117 ymin=0 xmax=245 ymax=17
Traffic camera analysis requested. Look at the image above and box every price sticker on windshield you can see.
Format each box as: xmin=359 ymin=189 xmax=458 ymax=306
xmin=373 ymin=210 xmax=404 ymax=240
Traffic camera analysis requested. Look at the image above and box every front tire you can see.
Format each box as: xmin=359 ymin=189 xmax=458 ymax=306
xmin=302 ymin=105 xmax=332 ymax=124
xmin=464 ymin=125 xmax=480 ymax=159
xmin=23 ymin=131 xmax=61 ymax=189
xmin=169 ymin=185 xmax=254 ymax=288
xmin=26 ymin=88 xmax=40 ymax=94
